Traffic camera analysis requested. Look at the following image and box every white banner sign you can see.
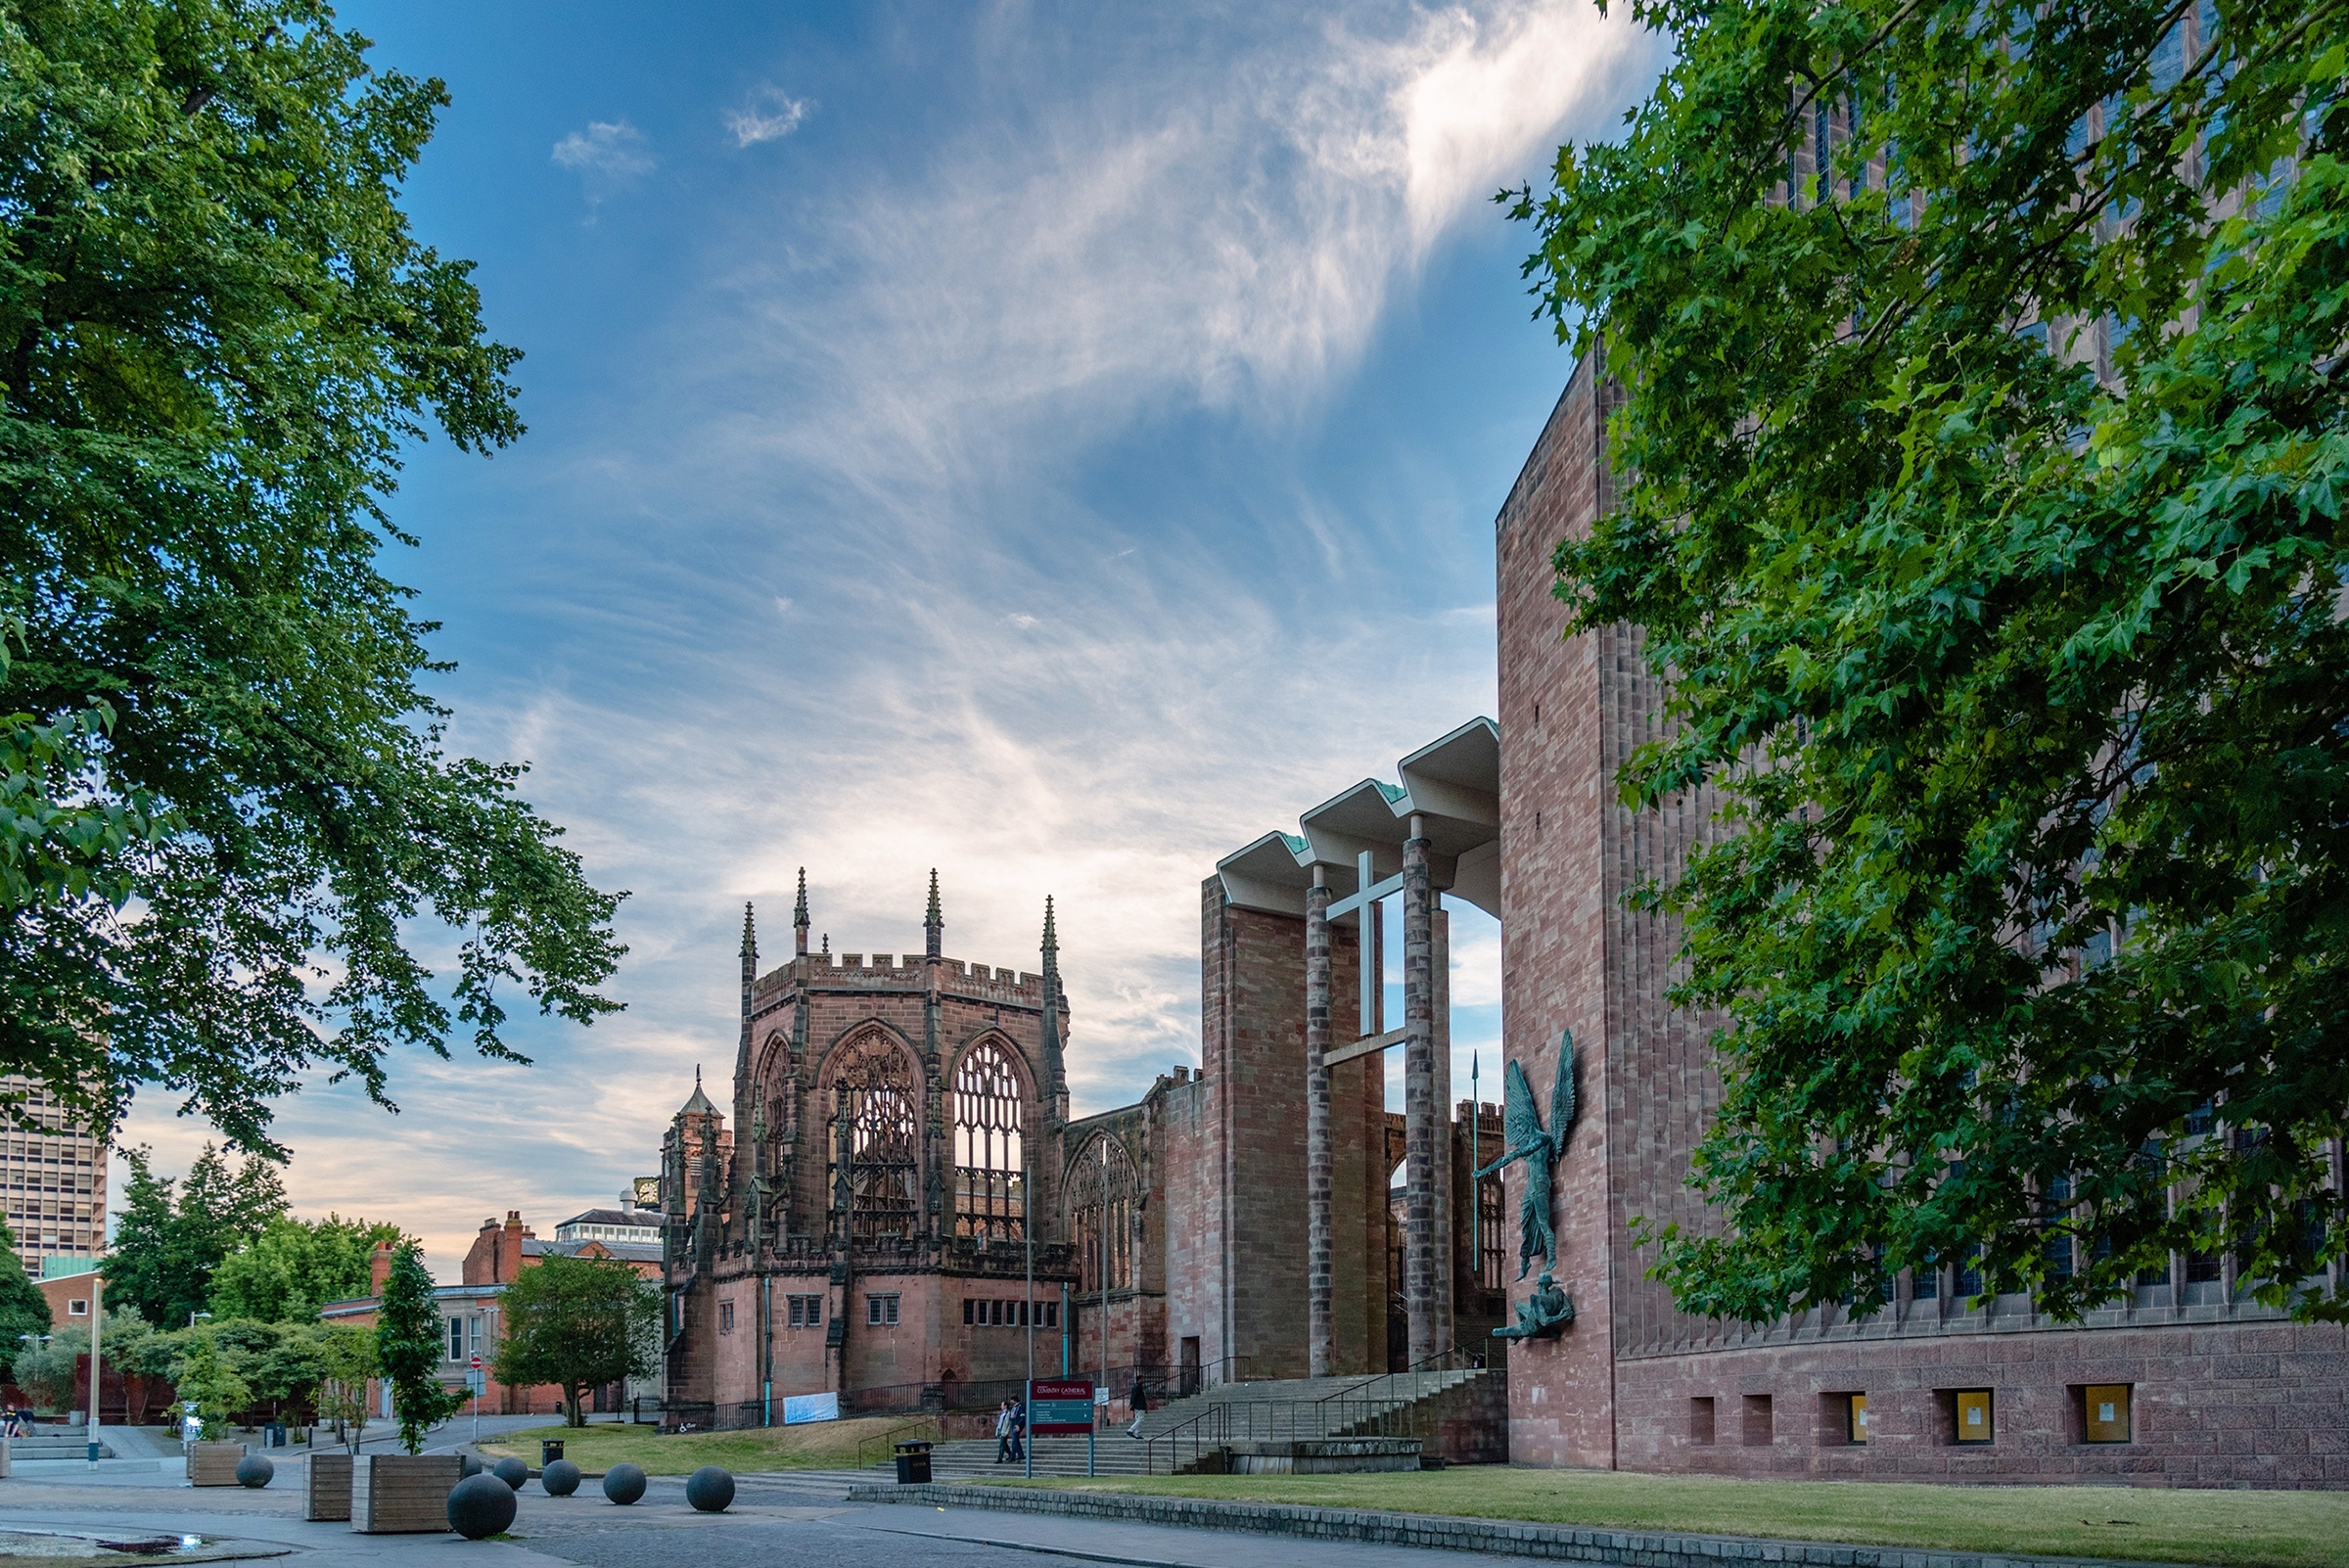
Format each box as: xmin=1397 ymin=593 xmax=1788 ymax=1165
xmin=782 ymin=1391 xmax=840 ymax=1425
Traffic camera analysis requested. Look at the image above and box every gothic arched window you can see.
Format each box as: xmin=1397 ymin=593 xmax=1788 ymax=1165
xmin=953 ymin=1038 xmax=1027 ymax=1241
xmin=1070 ymin=1134 xmax=1139 ymax=1292
xmin=828 ymin=1032 xmax=919 ymax=1241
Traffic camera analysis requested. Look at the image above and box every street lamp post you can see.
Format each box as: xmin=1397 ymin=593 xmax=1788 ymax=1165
xmin=1023 ymin=1157 xmax=1034 ymax=1481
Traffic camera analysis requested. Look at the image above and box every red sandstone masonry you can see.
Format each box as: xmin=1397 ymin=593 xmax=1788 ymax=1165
xmin=1496 ymin=348 xmax=2349 ymax=1486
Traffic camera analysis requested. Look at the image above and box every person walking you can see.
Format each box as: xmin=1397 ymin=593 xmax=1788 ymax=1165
xmin=1009 ymin=1398 xmax=1027 ymax=1462
xmin=1127 ymin=1376 xmax=1149 ymax=1439
xmin=993 ymin=1400 xmax=1014 ymax=1463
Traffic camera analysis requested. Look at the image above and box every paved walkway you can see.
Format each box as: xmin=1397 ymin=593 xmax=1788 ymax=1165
xmin=0 ymin=1467 xmax=1565 ymax=1567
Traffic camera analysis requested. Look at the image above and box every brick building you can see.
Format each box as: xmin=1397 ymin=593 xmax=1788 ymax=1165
xmin=1491 ymin=351 xmax=2349 ymax=1487
xmin=320 ymin=1212 xmax=663 ymax=1420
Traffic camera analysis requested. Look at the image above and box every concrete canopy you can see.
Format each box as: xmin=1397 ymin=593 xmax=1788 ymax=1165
xmin=1215 ymin=716 xmax=1500 ymax=920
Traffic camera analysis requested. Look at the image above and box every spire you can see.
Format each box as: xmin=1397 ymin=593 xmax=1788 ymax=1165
xmin=740 ymin=900 xmax=757 ymax=961
xmin=680 ymin=1066 xmax=717 ymax=1118
xmin=1039 ymin=895 xmax=1066 ymax=1122
xmin=793 ymin=867 xmax=810 ymax=957
xmin=924 ymin=869 xmax=943 ymax=959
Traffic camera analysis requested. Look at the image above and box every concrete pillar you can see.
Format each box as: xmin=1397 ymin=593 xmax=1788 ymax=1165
xmin=1404 ymin=823 xmax=1437 ymax=1364
xmin=1432 ymin=899 xmax=1452 ymax=1356
xmin=1306 ymin=870 xmax=1333 ymax=1378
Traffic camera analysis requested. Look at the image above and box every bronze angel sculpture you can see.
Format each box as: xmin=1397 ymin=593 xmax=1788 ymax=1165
xmin=1475 ymin=1030 xmax=1579 ymax=1283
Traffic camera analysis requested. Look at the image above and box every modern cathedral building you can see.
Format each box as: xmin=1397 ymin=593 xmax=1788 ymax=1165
xmin=660 ymin=351 xmax=2348 ymax=1484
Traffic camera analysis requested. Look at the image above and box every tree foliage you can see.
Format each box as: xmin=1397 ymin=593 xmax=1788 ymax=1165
xmin=210 ymin=1214 xmax=404 ymax=1322
xmin=103 ymin=1143 xmax=285 ymax=1329
xmin=489 ymin=1254 xmax=658 ymax=1428
xmin=0 ymin=0 xmax=627 ymax=1155
xmin=375 ymin=1241 xmax=458 ymax=1452
xmin=0 ymin=1218 xmax=51 ymax=1351
xmin=1514 ymin=0 xmax=2348 ymax=1321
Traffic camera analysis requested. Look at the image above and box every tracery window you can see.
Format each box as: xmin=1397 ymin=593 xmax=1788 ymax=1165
xmin=828 ymin=1032 xmax=919 ymax=1241
xmin=953 ymin=1038 xmax=1027 ymax=1241
xmin=1070 ymin=1134 xmax=1139 ymax=1292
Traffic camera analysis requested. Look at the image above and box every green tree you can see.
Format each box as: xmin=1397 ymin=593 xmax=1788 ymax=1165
xmin=11 ymin=1324 xmax=76 ymax=1413
xmin=0 ymin=0 xmax=627 ymax=1158
xmin=489 ymin=1254 xmax=659 ymax=1428
xmin=0 ymin=1218 xmax=51 ymax=1350
xmin=169 ymin=1333 xmax=253 ymax=1440
xmin=313 ymin=1321 xmax=377 ymax=1453
xmin=210 ymin=1215 xmax=405 ymax=1322
xmin=103 ymin=1144 xmax=286 ymax=1328
xmin=374 ymin=1242 xmax=459 ymax=1453
xmin=1514 ymin=0 xmax=2348 ymax=1323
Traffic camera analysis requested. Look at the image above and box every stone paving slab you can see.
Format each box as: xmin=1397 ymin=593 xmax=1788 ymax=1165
xmin=847 ymin=1482 xmax=2195 ymax=1568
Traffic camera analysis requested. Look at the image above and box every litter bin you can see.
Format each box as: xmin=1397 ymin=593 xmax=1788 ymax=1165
xmin=540 ymin=1439 xmax=566 ymax=1467
xmin=893 ymin=1439 xmax=932 ymax=1485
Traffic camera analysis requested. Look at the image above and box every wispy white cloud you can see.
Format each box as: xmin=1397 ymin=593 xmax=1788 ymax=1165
xmin=725 ymin=85 xmax=811 ymax=147
xmin=552 ymin=119 xmax=655 ymax=216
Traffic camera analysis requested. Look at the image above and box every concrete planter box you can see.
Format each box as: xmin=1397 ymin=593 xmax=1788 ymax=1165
xmin=349 ymin=1453 xmax=461 ymax=1534
xmin=188 ymin=1440 xmax=246 ymax=1487
xmin=303 ymin=1450 xmax=353 ymax=1521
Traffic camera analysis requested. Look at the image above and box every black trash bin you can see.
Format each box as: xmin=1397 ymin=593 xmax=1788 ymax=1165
xmin=893 ymin=1439 xmax=932 ymax=1485
xmin=541 ymin=1439 xmax=566 ymax=1467
xmin=262 ymin=1421 xmax=287 ymax=1449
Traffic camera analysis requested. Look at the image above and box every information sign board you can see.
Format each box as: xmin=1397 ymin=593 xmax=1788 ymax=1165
xmin=1027 ymin=1379 xmax=1095 ymax=1435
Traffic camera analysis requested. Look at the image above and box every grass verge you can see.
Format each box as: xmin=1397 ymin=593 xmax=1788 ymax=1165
xmin=478 ymin=1414 xmax=933 ymax=1477
xmin=987 ymin=1469 xmax=2349 ymax=1568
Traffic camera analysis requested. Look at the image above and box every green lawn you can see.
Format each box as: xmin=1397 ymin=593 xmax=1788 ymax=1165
xmin=990 ymin=1469 xmax=2349 ymax=1568
xmin=479 ymin=1414 xmax=932 ymax=1477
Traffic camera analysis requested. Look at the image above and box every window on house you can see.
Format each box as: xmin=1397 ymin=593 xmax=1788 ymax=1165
xmin=953 ymin=1038 xmax=1027 ymax=1242
xmin=447 ymin=1316 xmax=465 ymax=1361
xmin=718 ymin=1301 xmax=735 ymax=1334
xmin=1688 ymin=1397 xmax=1716 ymax=1446
xmin=468 ymin=1316 xmax=482 ymax=1357
xmin=2082 ymin=1384 xmax=2132 ymax=1443
xmin=1954 ymin=1244 xmax=1983 ymax=1298
xmin=68 ymin=1298 xmax=87 ymax=1315
xmin=1954 ymin=1389 xmax=1994 ymax=1444
xmin=2186 ymin=1251 xmax=2223 ymax=1283
xmin=788 ymin=1294 xmax=822 ymax=1328
xmin=1044 ymin=1301 xmax=1058 ymax=1328
xmin=962 ymin=1299 xmax=974 ymax=1325
xmin=1911 ymin=1255 xmax=1940 ymax=1300
xmin=867 ymin=1293 xmax=899 ymax=1327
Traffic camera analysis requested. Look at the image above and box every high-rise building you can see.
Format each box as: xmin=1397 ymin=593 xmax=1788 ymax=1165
xmin=0 ymin=1075 xmax=107 ymax=1273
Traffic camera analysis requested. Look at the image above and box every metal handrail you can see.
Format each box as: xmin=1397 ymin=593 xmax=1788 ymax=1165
xmin=1142 ymin=1378 xmax=1471 ymax=1476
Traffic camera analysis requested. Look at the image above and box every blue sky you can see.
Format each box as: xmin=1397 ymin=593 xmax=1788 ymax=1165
xmin=118 ymin=1 xmax=1662 ymax=1273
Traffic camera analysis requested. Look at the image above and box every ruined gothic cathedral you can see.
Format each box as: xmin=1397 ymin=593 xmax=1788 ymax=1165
xmin=661 ymin=871 xmax=1101 ymax=1416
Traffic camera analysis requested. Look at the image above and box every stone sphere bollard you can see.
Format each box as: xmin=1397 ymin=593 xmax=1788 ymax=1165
xmin=601 ymin=1460 xmax=647 ymax=1505
xmin=540 ymin=1457 xmax=582 ymax=1497
xmin=459 ymin=1452 xmax=484 ymax=1478
xmin=234 ymin=1453 xmax=274 ymax=1489
xmin=447 ymin=1471 xmax=518 ymax=1540
xmin=684 ymin=1465 xmax=735 ymax=1513
xmin=492 ymin=1455 xmax=530 ymax=1490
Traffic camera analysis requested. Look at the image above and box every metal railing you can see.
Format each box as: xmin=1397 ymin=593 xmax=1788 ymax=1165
xmin=1143 ymin=1394 xmax=1440 ymax=1476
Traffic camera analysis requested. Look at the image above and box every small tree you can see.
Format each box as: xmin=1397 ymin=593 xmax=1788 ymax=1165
xmin=168 ymin=1335 xmax=251 ymax=1440
xmin=12 ymin=1327 xmax=78 ymax=1414
xmin=490 ymin=1255 xmax=659 ymax=1428
xmin=375 ymin=1243 xmax=461 ymax=1453
xmin=0 ymin=1220 xmax=50 ymax=1349
xmin=314 ymin=1323 xmax=378 ymax=1453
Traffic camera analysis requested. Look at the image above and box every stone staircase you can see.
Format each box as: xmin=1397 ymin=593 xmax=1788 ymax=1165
xmin=3 ymin=1428 xmax=116 ymax=1460
xmin=895 ymin=1366 xmax=1497 ymax=1480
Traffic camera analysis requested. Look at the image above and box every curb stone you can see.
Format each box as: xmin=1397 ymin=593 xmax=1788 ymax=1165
xmin=843 ymin=1482 xmax=2188 ymax=1568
